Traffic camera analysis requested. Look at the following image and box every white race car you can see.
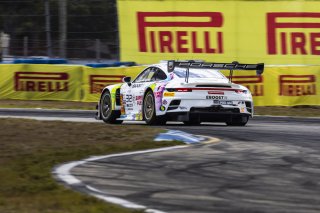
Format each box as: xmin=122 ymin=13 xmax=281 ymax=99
xmin=96 ymin=60 xmax=264 ymax=126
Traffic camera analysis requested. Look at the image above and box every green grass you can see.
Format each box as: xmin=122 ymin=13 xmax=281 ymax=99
xmin=254 ymin=106 xmax=320 ymax=117
xmin=0 ymin=118 xmax=181 ymax=213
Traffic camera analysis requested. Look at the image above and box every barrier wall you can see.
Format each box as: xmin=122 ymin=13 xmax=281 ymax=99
xmin=0 ymin=64 xmax=319 ymax=106
xmin=81 ymin=66 xmax=143 ymax=102
xmin=220 ymin=66 xmax=320 ymax=106
xmin=118 ymin=0 xmax=320 ymax=65
xmin=0 ymin=64 xmax=82 ymax=101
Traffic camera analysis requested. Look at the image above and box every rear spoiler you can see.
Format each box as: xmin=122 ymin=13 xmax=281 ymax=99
xmin=167 ymin=60 xmax=264 ymax=83
xmin=167 ymin=60 xmax=264 ymax=76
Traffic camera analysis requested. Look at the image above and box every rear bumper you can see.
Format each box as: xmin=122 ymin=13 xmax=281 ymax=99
xmin=166 ymin=105 xmax=251 ymax=122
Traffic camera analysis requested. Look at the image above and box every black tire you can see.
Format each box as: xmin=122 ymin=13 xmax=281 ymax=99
xmin=100 ymin=91 xmax=123 ymax=124
xmin=226 ymin=115 xmax=249 ymax=126
xmin=143 ymin=90 xmax=166 ymax=125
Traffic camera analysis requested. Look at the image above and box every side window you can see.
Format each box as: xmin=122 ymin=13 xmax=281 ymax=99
xmin=143 ymin=67 xmax=157 ymax=82
xmin=155 ymin=70 xmax=167 ymax=81
xmin=152 ymin=68 xmax=168 ymax=81
xmin=134 ymin=68 xmax=151 ymax=83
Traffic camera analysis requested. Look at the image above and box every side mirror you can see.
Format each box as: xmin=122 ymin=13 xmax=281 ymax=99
xmin=122 ymin=76 xmax=131 ymax=86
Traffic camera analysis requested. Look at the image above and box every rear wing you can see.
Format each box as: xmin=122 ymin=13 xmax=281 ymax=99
xmin=167 ymin=60 xmax=264 ymax=83
xmin=167 ymin=60 xmax=264 ymax=75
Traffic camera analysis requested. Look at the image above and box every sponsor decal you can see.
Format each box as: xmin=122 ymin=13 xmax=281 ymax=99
xmin=89 ymin=75 xmax=124 ymax=94
xmin=179 ymin=106 xmax=187 ymax=110
xmin=160 ymin=105 xmax=166 ymax=111
xmin=137 ymin=12 xmax=223 ymax=54
xmin=267 ymin=12 xmax=320 ymax=55
xmin=231 ymin=75 xmax=264 ymax=96
xmin=206 ymin=95 xmax=227 ymax=100
xmin=279 ymin=75 xmax=316 ymax=96
xmin=164 ymin=92 xmax=175 ymax=97
xmin=132 ymin=83 xmax=143 ymax=88
xmin=14 ymin=72 xmax=69 ymax=92
xmin=135 ymin=95 xmax=143 ymax=105
xmin=162 ymin=99 xmax=168 ymax=105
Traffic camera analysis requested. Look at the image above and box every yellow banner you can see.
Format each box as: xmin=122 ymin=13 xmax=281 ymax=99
xmin=220 ymin=66 xmax=320 ymax=106
xmin=118 ymin=0 xmax=320 ymax=65
xmin=0 ymin=64 xmax=82 ymax=101
xmin=81 ymin=66 xmax=144 ymax=102
xmin=0 ymin=64 xmax=318 ymax=106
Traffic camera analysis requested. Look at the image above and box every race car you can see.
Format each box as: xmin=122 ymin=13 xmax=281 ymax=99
xmin=96 ymin=60 xmax=264 ymax=126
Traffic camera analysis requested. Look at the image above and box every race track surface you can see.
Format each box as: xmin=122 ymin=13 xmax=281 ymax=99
xmin=1 ymin=109 xmax=320 ymax=213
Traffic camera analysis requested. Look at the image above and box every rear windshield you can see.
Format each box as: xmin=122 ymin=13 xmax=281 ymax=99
xmin=173 ymin=68 xmax=227 ymax=79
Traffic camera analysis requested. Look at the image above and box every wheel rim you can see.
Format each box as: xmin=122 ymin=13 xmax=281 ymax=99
xmin=101 ymin=94 xmax=111 ymax=118
xmin=144 ymin=94 xmax=154 ymax=120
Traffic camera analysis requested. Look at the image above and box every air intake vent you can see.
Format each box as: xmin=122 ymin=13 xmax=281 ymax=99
xmin=168 ymin=100 xmax=181 ymax=111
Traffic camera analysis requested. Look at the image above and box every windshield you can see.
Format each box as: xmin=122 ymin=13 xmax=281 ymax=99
xmin=173 ymin=68 xmax=227 ymax=79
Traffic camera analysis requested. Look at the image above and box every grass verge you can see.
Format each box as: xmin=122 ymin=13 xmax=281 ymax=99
xmin=0 ymin=99 xmax=319 ymax=117
xmin=254 ymin=106 xmax=320 ymax=117
xmin=0 ymin=118 xmax=181 ymax=213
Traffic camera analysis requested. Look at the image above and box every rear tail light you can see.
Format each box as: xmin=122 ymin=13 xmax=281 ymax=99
xmin=166 ymin=88 xmax=192 ymax=92
xmin=235 ymin=89 xmax=247 ymax=94
xmin=176 ymin=88 xmax=192 ymax=92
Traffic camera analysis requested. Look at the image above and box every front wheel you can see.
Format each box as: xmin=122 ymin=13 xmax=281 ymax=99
xmin=143 ymin=90 xmax=166 ymax=125
xmin=226 ymin=115 xmax=249 ymax=126
xmin=100 ymin=91 xmax=123 ymax=124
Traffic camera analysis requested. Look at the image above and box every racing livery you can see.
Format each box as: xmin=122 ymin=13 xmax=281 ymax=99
xmin=96 ymin=60 xmax=264 ymax=126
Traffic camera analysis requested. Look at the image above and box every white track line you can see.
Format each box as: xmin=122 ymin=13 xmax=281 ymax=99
xmin=53 ymin=145 xmax=188 ymax=213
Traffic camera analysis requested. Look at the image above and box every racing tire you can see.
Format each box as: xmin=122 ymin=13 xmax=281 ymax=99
xmin=226 ymin=115 xmax=249 ymax=126
xmin=100 ymin=91 xmax=123 ymax=124
xmin=143 ymin=90 xmax=167 ymax=125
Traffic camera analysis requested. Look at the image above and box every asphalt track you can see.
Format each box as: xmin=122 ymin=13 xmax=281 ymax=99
xmin=1 ymin=108 xmax=320 ymax=213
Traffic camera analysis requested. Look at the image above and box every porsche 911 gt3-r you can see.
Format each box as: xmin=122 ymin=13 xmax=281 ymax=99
xmin=96 ymin=60 xmax=264 ymax=126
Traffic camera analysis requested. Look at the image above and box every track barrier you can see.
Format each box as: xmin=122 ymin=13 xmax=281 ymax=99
xmin=0 ymin=64 xmax=319 ymax=106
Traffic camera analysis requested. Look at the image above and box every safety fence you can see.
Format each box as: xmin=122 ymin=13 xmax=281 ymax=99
xmin=0 ymin=64 xmax=319 ymax=106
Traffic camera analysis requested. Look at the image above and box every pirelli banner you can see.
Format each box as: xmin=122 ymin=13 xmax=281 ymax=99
xmin=118 ymin=0 xmax=320 ymax=65
xmin=82 ymin=66 xmax=144 ymax=102
xmin=220 ymin=66 xmax=320 ymax=106
xmin=0 ymin=64 xmax=82 ymax=101
xmin=0 ymin=64 xmax=319 ymax=106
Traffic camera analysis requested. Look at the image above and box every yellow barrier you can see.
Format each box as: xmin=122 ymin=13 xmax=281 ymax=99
xmin=81 ymin=66 xmax=144 ymax=102
xmin=0 ymin=64 xmax=82 ymax=101
xmin=0 ymin=64 xmax=319 ymax=106
xmin=118 ymin=0 xmax=320 ymax=65
xmin=220 ymin=66 xmax=320 ymax=106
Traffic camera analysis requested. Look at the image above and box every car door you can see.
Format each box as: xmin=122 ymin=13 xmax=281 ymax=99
xmin=122 ymin=67 xmax=153 ymax=120
xmin=129 ymin=67 xmax=158 ymax=119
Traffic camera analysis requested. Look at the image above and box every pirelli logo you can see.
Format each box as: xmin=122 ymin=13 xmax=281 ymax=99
xmin=267 ymin=12 xmax=320 ymax=55
xmin=279 ymin=75 xmax=316 ymax=96
xmin=137 ymin=12 xmax=223 ymax=54
xmin=231 ymin=76 xmax=264 ymax=96
xmin=90 ymin=75 xmax=124 ymax=94
xmin=14 ymin=72 xmax=69 ymax=92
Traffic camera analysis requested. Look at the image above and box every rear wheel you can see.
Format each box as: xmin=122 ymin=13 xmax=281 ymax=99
xmin=143 ymin=90 xmax=166 ymax=125
xmin=100 ymin=91 xmax=123 ymax=124
xmin=226 ymin=115 xmax=249 ymax=126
